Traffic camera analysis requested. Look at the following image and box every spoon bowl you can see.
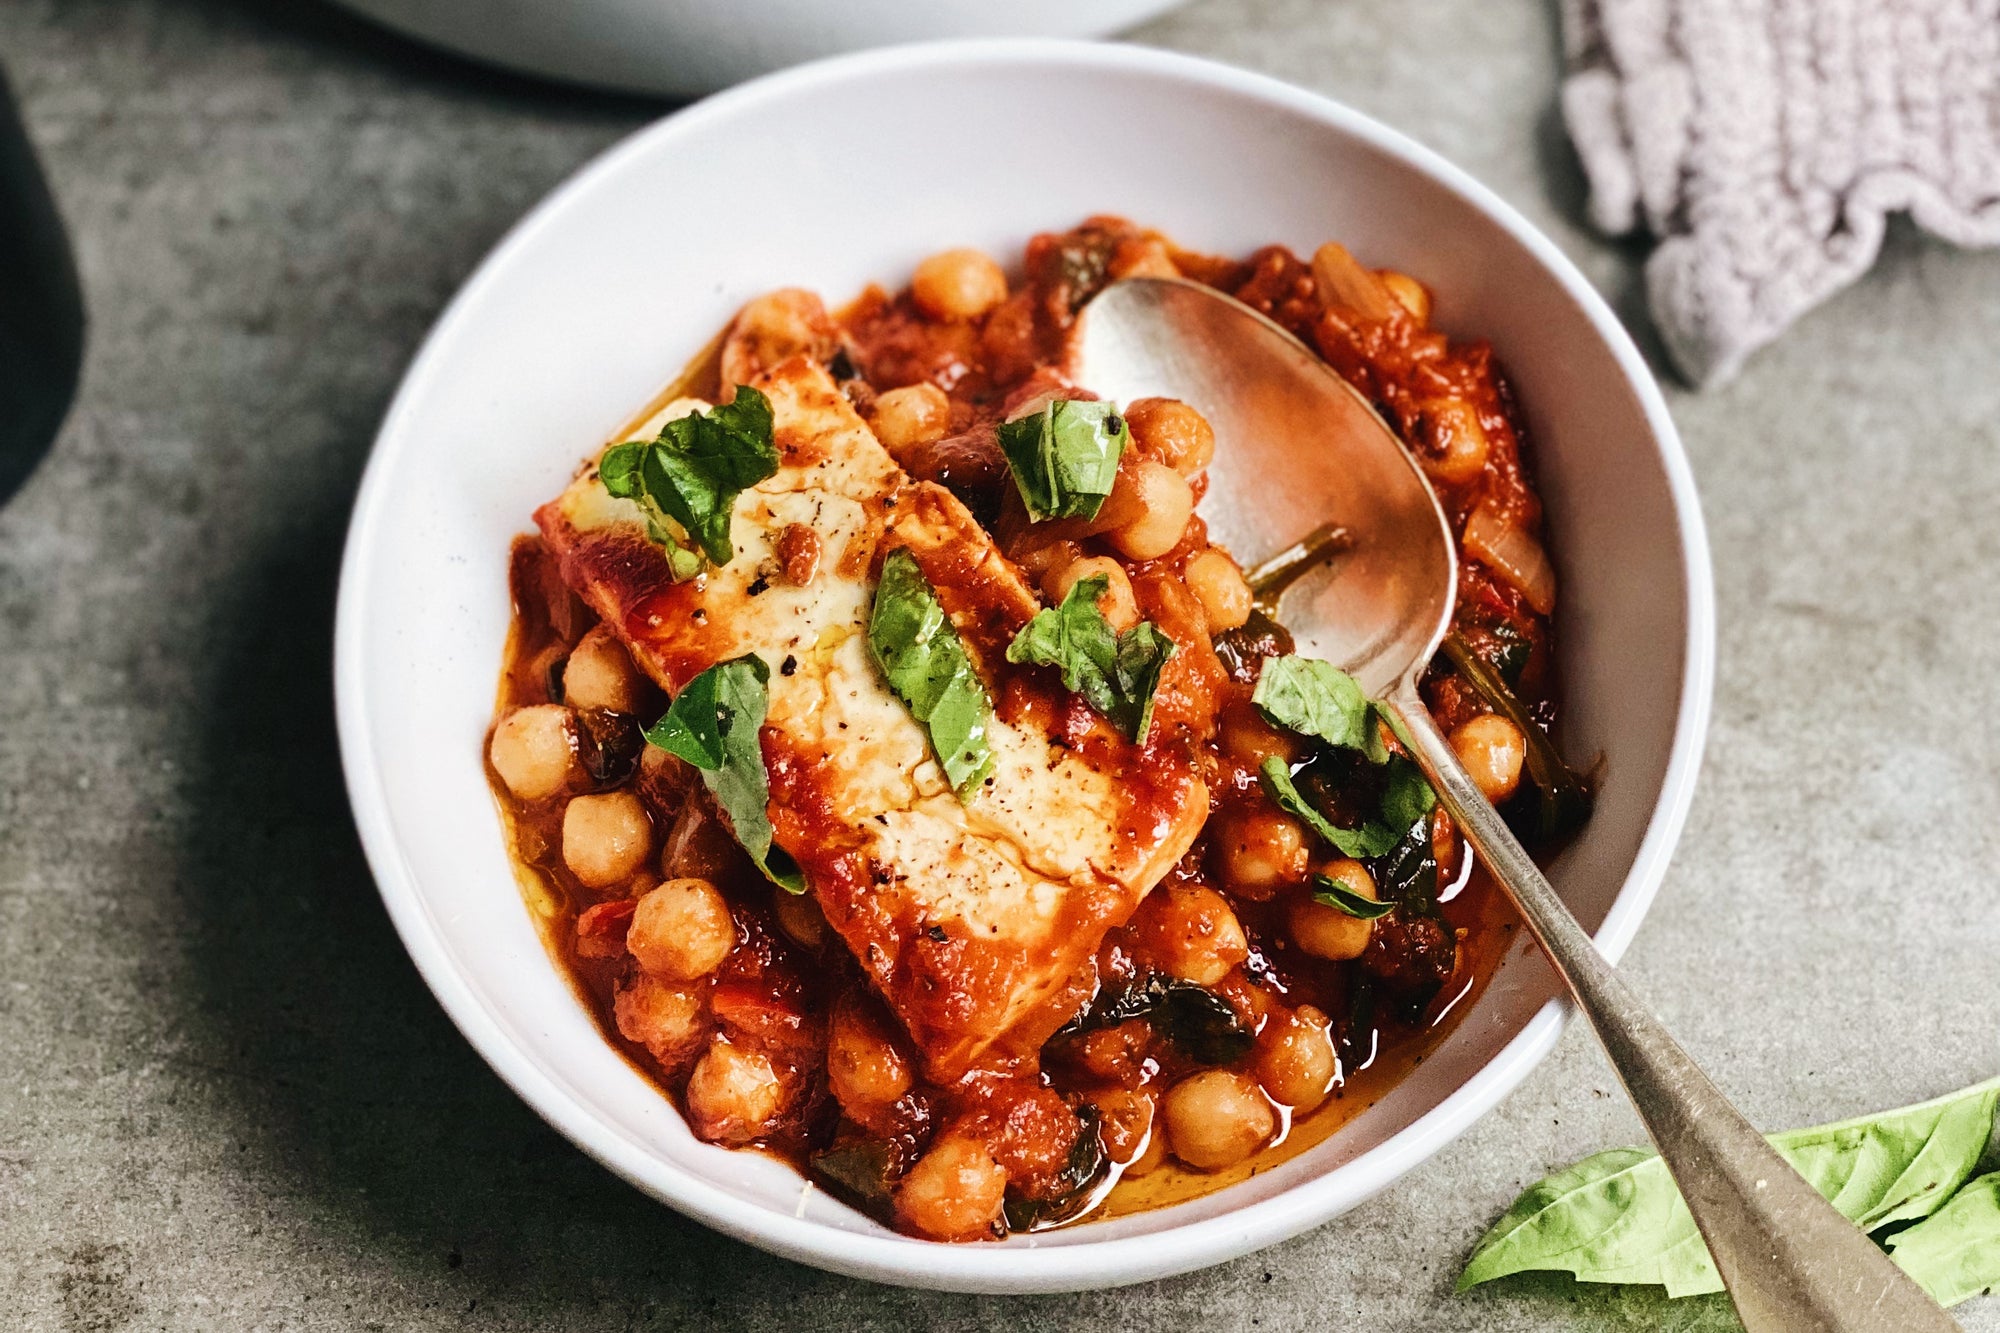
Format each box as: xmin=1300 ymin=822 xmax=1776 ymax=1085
xmin=1073 ymin=276 xmax=1960 ymax=1333
xmin=1071 ymin=277 xmax=1453 ymax=697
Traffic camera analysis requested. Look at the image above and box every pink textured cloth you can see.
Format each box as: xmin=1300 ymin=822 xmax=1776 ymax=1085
xmin=1560 ymin=0 xmax=2000 ymax=385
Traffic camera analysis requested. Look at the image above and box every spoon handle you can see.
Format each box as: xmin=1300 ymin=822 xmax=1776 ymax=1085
xmin=1388 ymin=682 xmax=1957 ymax=1333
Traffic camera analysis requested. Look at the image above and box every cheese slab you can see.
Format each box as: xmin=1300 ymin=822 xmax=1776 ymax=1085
xmin=535 ymin=357 xmax=1207 ymax=1075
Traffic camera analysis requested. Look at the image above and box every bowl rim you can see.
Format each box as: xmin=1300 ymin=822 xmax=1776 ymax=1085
xmin=333 ymin=36 xmax=1715 ymax=1293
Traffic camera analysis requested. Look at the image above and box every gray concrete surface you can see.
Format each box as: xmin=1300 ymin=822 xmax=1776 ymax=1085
xmin=3 ymin=0 xmax=1997 ymax=1328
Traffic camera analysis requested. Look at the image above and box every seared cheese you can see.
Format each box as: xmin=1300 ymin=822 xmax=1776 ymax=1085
xmin=536 ymin=358 xmax=1207 ymax=1075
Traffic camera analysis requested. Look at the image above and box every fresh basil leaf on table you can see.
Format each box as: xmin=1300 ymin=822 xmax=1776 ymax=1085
xmin=997 ymin=398 xmax=1127 ymax=521
xmin=1006 ymin=573 xmax=1176 ymax=744
xmin=1310 ymin=874 xmax=1397 ymax=920
xmin=1458 ymin=1076 xmax=2000 ymax=1299
xmin=868 ymin=547 xmax=995 ymax=798
xmin=643 ymin=654 xmax=804 ymax=892
xmin=599 ymin=385 xmax=780 ymax=574
xmin=1886 ymin=1170 xmax=2000 ymax=1308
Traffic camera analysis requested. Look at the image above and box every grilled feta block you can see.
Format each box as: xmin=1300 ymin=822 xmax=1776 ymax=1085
xmin=536 ymin=357 xmax=1207 ymax=1075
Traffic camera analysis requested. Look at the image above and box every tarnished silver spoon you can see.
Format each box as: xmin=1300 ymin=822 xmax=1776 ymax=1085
xmin=1072 ymin=276 xmax=1956 ymax=1333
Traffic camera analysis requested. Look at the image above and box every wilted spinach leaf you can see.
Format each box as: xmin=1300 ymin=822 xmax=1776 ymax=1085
xmin=1055 ymin=972 xmax=1252 ymax=1068
xmin=808 ymin=1140 xmax=896 ymax=1217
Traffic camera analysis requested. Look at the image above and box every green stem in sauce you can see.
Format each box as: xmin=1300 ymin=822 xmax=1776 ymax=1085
xmin=1245 ymin=522 xmax=1353 ymax=615
xmin=1440 ymin=630 xmax=1592 ymax=842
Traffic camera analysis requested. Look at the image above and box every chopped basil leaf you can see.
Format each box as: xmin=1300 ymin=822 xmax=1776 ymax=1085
xmin=643 ymin=654 xmax=804 ymax=892
xmin=1250 ymin=652 xmax=1411 ymax=763
xmin=1260 ymin=755 xmax=1400 ymax=859
xmin=1251 ymin=652 xmax=1435 ymax=841
xmin=1374 ymin=801 xmax=1441 ymax=908
xmin=1382 ymin=752 xmax=1437 ymax=829
xmin=599 ymin=386 xmax=779 ymax=573
xmin=996 ymin=398 xmax=1128 ymax=522
xmin=867 ymin=548 xmax=995 ymax=799
xmin=1006 ymin=574 xmax=1176 ymax=744
xmin=1252 ymin=655 xmax=1370 ymax=751
xmin=1372 ymin=703 xmax=1417 ymax=761
xmin=1212 ymin=607 xmax=1296 ymax=685
xmin=1310 ymin=874 xmax=1397 ymax=920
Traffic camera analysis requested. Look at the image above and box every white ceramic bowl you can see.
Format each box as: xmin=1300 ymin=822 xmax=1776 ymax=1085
xmin=332 ymin=0 xmax=1184 ymax=97
xmin=335 ymin=40 xmax=1714 ymax=1293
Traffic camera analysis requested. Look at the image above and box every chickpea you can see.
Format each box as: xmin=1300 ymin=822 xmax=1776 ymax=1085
xmin=1213 ymin=807 xmax=1309 ymax=900
xmin=1288 ymin=859 xmax=1379 ymax=961
xmin=1132 ymin=882 xmax=1248 ymax=987
xmin=626 ymin=877 xmax=735 ymax=981
xmin=562 ymin=625 xmax=647 ymax=714
xmin=1377 ymin=269 xmax=1432 ymax=324
xmin=1255 ymin=1004 xmax=1338 ymax=1112
xmin=910 ymin=248 xmax=1009 ymax=323
xmin=1091 ymin=458 xmax=1194 ymax=561
xmin=1123 ymin=1119 xmax=1170 ymax=1177
xmin=772 ymin=888 xmax=826 ymax=949
xmin=1185 ymin=548 xmax=1252 ymax=631
xmin=1450 ymin=713 xmax=1526 ymax=804
xmin=488 ymin=704 xmax=579 ymax=801
xmin=1217 ymin=698 xmax=1303 ymax=768
xmin=827 ymin=993 xmax=914 ymax=1117
xmin=612 ymin=972 xmax=706 ymax=1068
xmin=685 ymin=1038 xmax=786 ymax=1146
xmin=1122 ymin=397 xmax=1215 ymax=476
xmin=1161 ymin=1070 xmax=1276 ymax=1170
xmin=893 ymin=1134 xmax=1008 ymax=1241
xmin=1419 ymin=397 xmax=1490 ymax=486
xmin=1045 ymin=555 xmax=1140 ymax=630
xmin=720 ymin=288 xmax=837 ymax=386
xmin=561 ymin=791 xmax=653 ymax=888
xmin=867 ymin=383 xmax=951 ymax=450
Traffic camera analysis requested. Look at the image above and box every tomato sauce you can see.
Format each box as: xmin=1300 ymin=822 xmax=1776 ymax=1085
xmin=487 ymin=217 xmax=1575 ymax=1239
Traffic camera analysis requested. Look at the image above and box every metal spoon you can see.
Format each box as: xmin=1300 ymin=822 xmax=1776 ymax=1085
xmin=1072 ymin=276 xmax=1957 ymax=1333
